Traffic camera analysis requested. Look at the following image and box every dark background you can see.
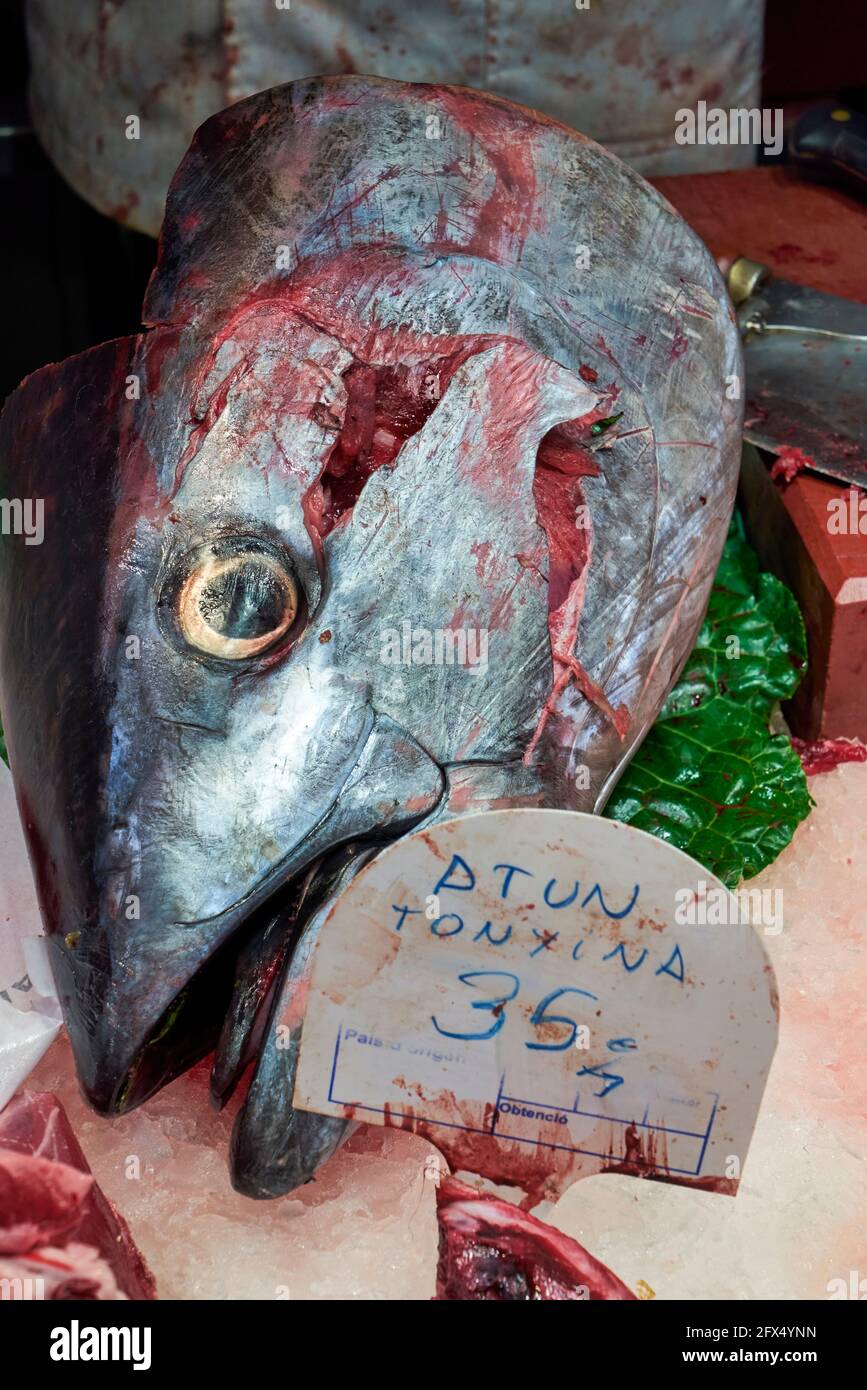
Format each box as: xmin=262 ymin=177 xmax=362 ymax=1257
xmin=1 ymin=0 xmax=865 ymax=404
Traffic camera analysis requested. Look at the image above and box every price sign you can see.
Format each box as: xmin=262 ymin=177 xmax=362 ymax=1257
xmin=295 ymin=810 xmax=778 ymax=1202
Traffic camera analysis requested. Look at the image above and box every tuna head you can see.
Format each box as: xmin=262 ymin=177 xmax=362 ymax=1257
xmin=0 ymin=77 xmax=741 ymax=1195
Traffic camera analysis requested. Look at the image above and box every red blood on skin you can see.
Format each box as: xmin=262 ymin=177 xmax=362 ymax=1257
xmin=669 ymin=320 xmax=691 ymax=360
xmin=177 ymin=268 xmax=624 ymax=733
xmin=173 ymin=355 xmax=249 ymax=491
xmin=434 ymin=1176 xmax=636 ymax=1301
xmin=142 ymin=323 xmax=183 ymax=395
xmin=470 ymin=539 xmax=495 ymax=582
xmin=422 ymin=87 xmax=544 ymax=263
xmin=214 ymin=248 xmax=495 ymax=365
xmin=792 ymin=735 xmax=867 ymax=776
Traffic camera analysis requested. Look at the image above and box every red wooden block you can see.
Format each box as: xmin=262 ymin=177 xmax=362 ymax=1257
xmin=740 ymin=445 xmax=867 ymax=739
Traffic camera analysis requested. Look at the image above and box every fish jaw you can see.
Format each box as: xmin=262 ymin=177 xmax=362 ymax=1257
xmin=74 ymin=710 xmax=445 ymax=1116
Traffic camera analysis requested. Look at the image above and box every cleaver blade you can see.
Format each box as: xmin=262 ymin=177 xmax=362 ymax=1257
xmin=727 ymin=257 xmax=867 ymax=487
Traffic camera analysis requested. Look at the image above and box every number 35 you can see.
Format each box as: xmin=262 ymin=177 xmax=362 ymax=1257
xmin=432 ymin=972 xmax=597 ymax=1047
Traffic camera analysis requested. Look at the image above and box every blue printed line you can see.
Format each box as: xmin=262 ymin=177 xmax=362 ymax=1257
xmin=326 ymin=1029 xmax=719 ymax=1176
xmin=327 ymin=1025 xmax=355 ymax=1107
xmin=694 ymin=1092 xmax=719 ymax=1176
xmin=500 ymin=1093 xmax=711 ymax=1141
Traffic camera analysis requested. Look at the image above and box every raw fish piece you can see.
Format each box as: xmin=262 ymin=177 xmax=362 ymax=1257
xmin=435 ymin=1176 xmax=635 ymax=1300
xmin=0 ymin=1090 xmax=156 ymax=1299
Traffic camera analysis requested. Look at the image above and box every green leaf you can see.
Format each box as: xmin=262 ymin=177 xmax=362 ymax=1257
xmin=606 ymin=515 xmax=813 ymax=886
xmin=590 ymin=412 xmax=624 ymax=437
xmin=659 ymin=519 xmax=806 ymax=722
xmin=606 ymin=702 xmax=812 ymax=887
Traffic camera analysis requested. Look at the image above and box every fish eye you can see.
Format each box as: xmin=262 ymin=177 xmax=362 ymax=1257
xmin=173 ymin=539 xmax=300 ymax=660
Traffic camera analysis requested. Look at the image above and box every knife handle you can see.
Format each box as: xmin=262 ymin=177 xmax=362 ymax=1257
xmin=790 ymin=103 xmax=867 ymax=193
xmin=725 ymin=257 xmax=769 ymax=307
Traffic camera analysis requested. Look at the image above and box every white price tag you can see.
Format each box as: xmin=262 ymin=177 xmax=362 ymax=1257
xmin=295 ymin=810 xmax=778 ymax=1202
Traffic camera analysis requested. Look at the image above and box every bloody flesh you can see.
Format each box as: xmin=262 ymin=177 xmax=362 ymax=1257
xmin=769 ymin=446 xmax=816 ymax=484
xmin=435 ymin=1176 xmax=635 ymax=1301
xmin=0 ymin=1091 xmax=155 ymax=1299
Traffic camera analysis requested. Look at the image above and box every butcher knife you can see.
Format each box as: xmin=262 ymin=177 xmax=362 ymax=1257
xmin=725 ymin=256 xmax=867 ymax=487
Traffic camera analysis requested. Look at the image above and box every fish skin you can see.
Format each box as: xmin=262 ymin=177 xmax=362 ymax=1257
xmin=228 ymin=845 xmax=380 ymax=1197
xmin=0 ymin=77 xmax=741 ymax=1194
xmin=209 ymin=904 xmax=297 ymax=1111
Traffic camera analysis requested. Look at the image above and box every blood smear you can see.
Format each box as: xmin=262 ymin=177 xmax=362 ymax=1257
xmin=792 ymin=735 xmax=867 ymax=776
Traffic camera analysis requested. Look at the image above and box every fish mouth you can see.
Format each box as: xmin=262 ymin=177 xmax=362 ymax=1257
xmin=66 ymin=710 xmax=446 ymax=1119
xmin=100 ymin=831 xmax=403 ymax=1119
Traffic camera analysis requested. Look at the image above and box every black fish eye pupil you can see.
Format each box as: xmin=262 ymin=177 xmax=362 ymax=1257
xmin=198 ymin=560 xmax=286 ymax=639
